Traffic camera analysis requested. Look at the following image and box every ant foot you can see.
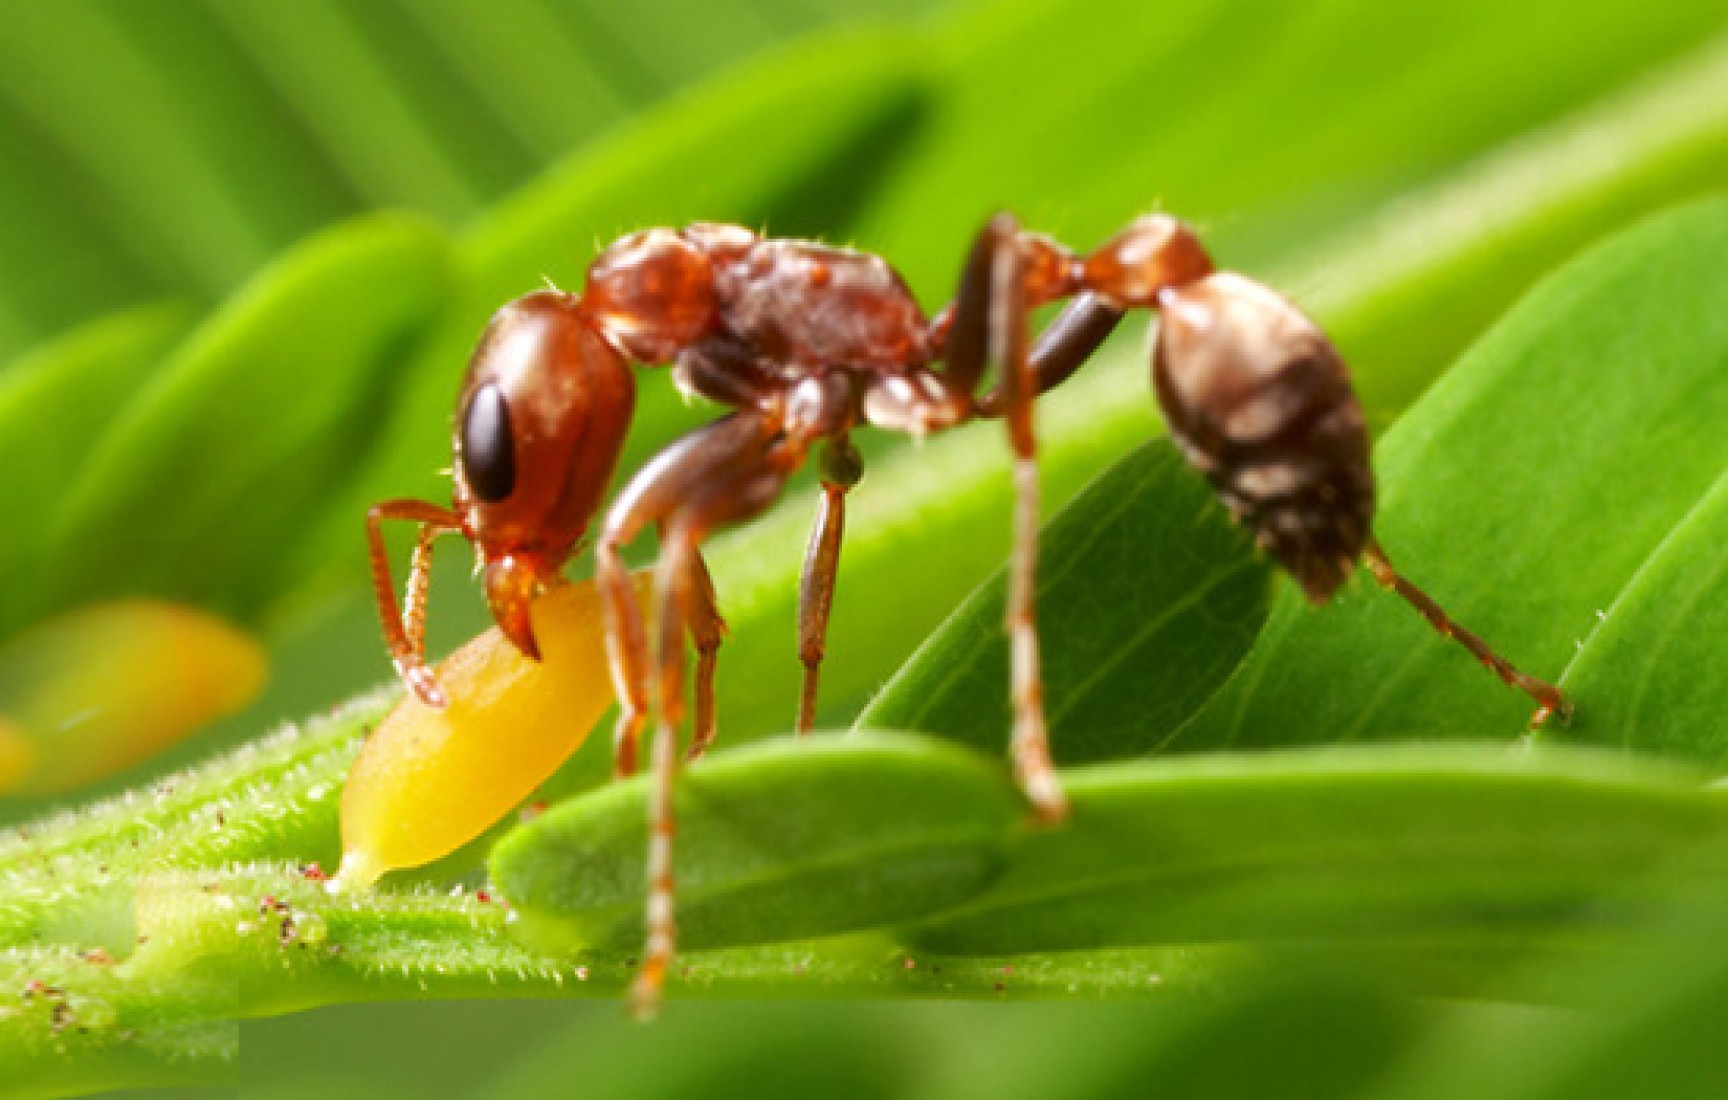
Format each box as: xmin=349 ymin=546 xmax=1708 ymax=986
xmin=628 ymin=965 xmax=665 ymax=1021
xmin=1020 ymin=768 xmax=1070 ymax=825
xmin=400 ymin=663 xmax=448 ymax=710
xmin=1527 ymin=695 xmax=1575 ymax=731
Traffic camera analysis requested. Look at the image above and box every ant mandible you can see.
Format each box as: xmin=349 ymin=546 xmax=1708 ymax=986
xmin=367 ymin=213 xmax=1571 ymax=1014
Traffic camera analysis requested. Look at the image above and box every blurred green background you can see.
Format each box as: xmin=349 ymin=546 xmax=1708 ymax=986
xmin=7 ymin=0 xmax=1728 ymax=1095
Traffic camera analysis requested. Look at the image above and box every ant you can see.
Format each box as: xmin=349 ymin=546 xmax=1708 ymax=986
xmin=367 ymin=213 xmax=1571 ymax=1015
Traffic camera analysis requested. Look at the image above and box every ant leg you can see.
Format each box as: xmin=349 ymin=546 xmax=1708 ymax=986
xmin=649 ymin=517 xmax=725 ymax=762
xmin=950 ymin=214 xmax=1070 ymax=820
xmin=999 ymin=260 xmax=1068 ymax=821
xmin=1362 ymin=541 xmax=1572 ymax=728
xmin=684 ymin=548 xmax=725 ymax=761
xmin=633 ymin=523 xmax=701 ymax=1018
xmin=403 ymin=523 xmax=441 ymax=659
xmin=366 ymin=499 xmax=461 ymax=708
xmin=975 ymin=294 xmax=1125 ymax=417
xmin=796 ymin=438 xmax=863 ymax=734
xmin=599 ymin=412 xmax=790 ymax=779
xmin=596 ymin=532 xmax=653 ymax=777
xmin=797 ymin=484 xmax=847 ymax=735
xmin=626 ymin=433 xmax=806 ymax=1020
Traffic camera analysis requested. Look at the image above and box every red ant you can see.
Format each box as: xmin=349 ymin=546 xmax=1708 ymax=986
xmin=367 ymin=214 xmax=1570 ymax=1014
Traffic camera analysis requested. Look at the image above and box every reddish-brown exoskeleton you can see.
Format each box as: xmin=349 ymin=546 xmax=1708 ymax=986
xmin=368 ymin=214 xmax=1570 ymax=1014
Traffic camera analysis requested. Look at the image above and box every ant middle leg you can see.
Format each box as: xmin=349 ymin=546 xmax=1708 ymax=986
xmin=598 ymin=413 xmax=785 ymax=777
xmin=622 ymin=431 xmax=805 ymax=1019
xmin=796 ymin=437 xmax=863 ymax=734
xmin=649 ymin=519 xmax=726 ymax=762
xmin=684 ymin=547 xmax=725 ymax=761
xmin=1362 ymin=541 xmax=1571 ymax=728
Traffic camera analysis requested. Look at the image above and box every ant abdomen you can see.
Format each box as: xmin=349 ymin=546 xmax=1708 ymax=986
xmin=1153 ymin=272 xmax=1374 ymax=601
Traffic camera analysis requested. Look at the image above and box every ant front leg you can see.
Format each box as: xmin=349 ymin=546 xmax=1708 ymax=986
xmin=596 ymin=532 xmax=652 ymax=778
xmin=366 ymin=499 xmax=462 ymax=708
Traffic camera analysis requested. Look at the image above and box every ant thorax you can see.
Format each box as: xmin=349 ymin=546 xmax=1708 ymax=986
xmin=711 ymin=239 xmax=930 ymax=371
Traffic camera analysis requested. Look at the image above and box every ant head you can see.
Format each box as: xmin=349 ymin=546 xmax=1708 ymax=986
xmin=454 ymin=290 xmax=636 ymax=657
xmin=1153 ymin=273 xmax=1374 ymax=601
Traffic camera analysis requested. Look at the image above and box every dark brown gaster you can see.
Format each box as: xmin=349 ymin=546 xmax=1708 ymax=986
xmin=1153 ymin=273 xmax=1374 ymax=602
xmin=367 ymin=213 xmax=1570 ymax=1016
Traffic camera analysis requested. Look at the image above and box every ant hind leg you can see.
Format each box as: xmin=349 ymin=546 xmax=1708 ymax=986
xmin=950 ymin=213 xmax=1069 ymax=821
xmin=1362 ymin=540 xmax=1571 ymax=728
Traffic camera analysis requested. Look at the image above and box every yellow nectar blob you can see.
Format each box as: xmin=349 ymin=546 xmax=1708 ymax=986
xmin=0 ymin=600 xmax=266 ymax=797
xmin=338 ymin=576 xmax=645 ymax=890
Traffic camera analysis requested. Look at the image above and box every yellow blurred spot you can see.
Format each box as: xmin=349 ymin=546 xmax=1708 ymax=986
xmin=0 ymin=600 xmax=267 ymax=796
xmin=0 ymin=718 xmax=37 ymax=790
xmin=338 ymin=576 xmax=645 ymax=890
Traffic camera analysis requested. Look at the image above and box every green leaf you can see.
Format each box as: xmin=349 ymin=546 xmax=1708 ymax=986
xmin=1058 ymin=983 xmax=1424 ymax=1100
xmin=0 ymin=945 xmax=236 ymax=1097
xmin=0 ymin=4 xmax=284 ymax=293
xmin=0 ymin=690 xmax=390 ymax=951
xmin=0 ymin=108 xmax=161 ymax=363
xmin=908 ymin=744 xmax=1725 ymax=955
xmin=491 ymin=734 xmax=1020 ymax=952
xmin=858 ymin=441 xmax=1274 ymax=763
xmin=1319 ymin=31 xmax=1728 ymax=414
xmin=46 ymin=215 xmax=453 ymax=619
xmin=202 ymin=1 xmax=496 ymax=223
xmin=261 ymin=9 xmax=1728 ymax=763
xmin=84 ymin=0 xmax=366 ymax=245
xmin=379 ymin=0 xmax=637 ymax=162
xmin=0 ymin=302 xmax=197 ymax=635
xmin=1556 ymin=465 xmax=1728 ymax=767
xmin=1174 ymin=197 xmax=1728 ymax=754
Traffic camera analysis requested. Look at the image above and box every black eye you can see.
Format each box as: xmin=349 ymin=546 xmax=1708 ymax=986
xmin=460 ymin=383 xmax=516 ymax=503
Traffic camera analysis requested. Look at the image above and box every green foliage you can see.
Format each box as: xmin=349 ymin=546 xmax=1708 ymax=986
xmin=8 ymin=0 xmax=1728 ymax=1096
xmin=0 ymin=304 xmax=195 ymax=635
xmin=49 ymin=216 xmax=452 ymax=620
xmin=859 ymin=442 xmax=1273 ymax=760
xmin=495 ymin=734 xmax=1020 ymax=951
xmin=909 ymin=744 xmax=1723 ymax=954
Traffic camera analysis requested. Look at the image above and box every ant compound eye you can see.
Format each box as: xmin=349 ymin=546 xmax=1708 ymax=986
xmin=461 ymin=383 xmax=517 ymax=503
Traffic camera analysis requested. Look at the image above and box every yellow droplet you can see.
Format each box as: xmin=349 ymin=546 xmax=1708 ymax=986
xmin=0 ymin=600 xmax=267 ymax=796
xmin=338 ymin=576 xmax=643 ymax=889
